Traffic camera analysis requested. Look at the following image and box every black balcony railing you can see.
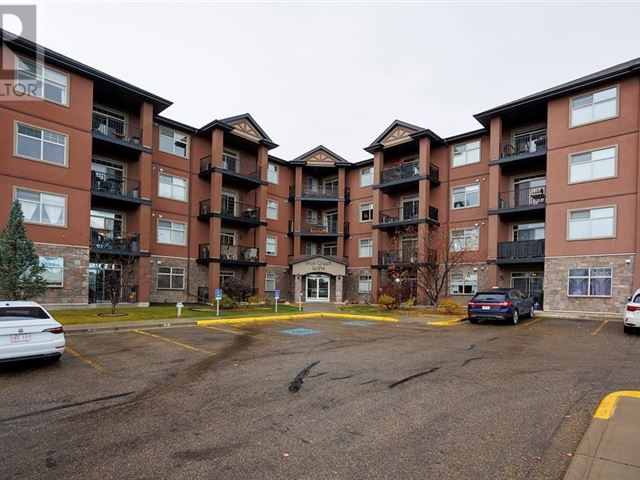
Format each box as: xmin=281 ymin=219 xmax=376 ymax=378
xmin=379 ymin=204 xmax=419 ymax=224
xmin=92 ymin=112 xmax=143 ymax=146
xmin=221 ymin=199 xmax=260 ymax=221
xmin=198 ymin=244 xmax=210 ymax=260
xmin=498 ymin=239 xmax=545 ymax=260
xmin=199 ymin=154 xmax=261 ymax=180
xmin=500 ymin=130 xmax=547 ymax=159
xmin=428 ymin=163 xmax=440 ymax=183
xmin=380 ymin=160 xmax=420 ymax=184
xmin=287 ymin=221 xmax=349 ymax=235
xmin=199 ymin=243 xmax=260 ymax=263
xmin=90 ymin=228 xmax=140 ymax=253
xmin=199 ymin=200 xmax=212 ymax=216
xmin=429 ymin=206 xmax=439 ymax=222
xmin=91 ymin=171 xmax=141 ymax=199
xmin=378 ymin=248 xmax=437 ymax=266
xmin=498 ymin=185 xmax=546 ymax=210
xmin=302 ymin=185 xmax=339 ymax=198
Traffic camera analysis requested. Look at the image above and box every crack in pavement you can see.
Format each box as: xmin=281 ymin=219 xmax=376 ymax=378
xmin=461 ymin=357 xmax=484 ymax=367
xmin=388 ymin=367 xmax=440 ymax=389
xmin=289 ymin=361 xmax=320 ymax=393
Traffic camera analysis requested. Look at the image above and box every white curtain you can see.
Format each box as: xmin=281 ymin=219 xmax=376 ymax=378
xmin=19 ymin=201 xmax=38 ymax=221
xmin=44 ymin=204 xmax=63 ymax=225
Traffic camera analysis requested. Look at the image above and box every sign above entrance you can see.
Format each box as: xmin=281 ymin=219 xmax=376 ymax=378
xmin=291 ymin=255 xmax=346 ymax=276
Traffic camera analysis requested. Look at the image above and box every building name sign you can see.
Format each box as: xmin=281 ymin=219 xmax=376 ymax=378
xmin=291 ymin=257 xmax=346 ymax=276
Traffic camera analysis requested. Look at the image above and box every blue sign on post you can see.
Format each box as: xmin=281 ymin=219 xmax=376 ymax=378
xmin=215 ymin=289 xmax=223 ymax=300
xmin=274 ymin=289 xmax=281 ymax=300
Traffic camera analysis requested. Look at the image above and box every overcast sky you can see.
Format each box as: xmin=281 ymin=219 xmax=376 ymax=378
xmin=27 ymin=1 xmax=640 ymax=160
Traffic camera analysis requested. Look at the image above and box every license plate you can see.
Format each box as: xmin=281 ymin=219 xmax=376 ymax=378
xmin=10 ymin=333 xmax=31 ymax=343
xmin=482 ymin=306 xmax=491 ymax=310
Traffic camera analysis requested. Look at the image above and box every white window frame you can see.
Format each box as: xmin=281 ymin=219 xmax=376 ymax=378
xmin=15 ymin=56 xmax=69 ymax=105
xmin=567 ymin=206 xmax=616 ymax=240
xmin=451 ymin=184 xmax=480 ymax=209
xmin=220 ymin=271 xmax=235 ymax=287
xmin=159 ymin=127 xmax=190 ymax=158
xmin=360 ymin=202 xmax=373 ymax=222
xmin=568 ymin=146 xmax=617 ymax=184
xmin=450 ymin=227 xmax=480 ymax=251
xmin=360 ymin=166 xmax=374 ymax=187
xmin=157 ymin=266 xmax=185 ymax=290
xmin=266 ymin=235 xmax=277 ymax=256
xmin=39 ymin=256 xmax=64 ymax=288
xmin=570 ymin=86 xmax=619 ymax=128
xmin=450 ymin=273 xmax=478 ymax=295
xmin=157 ymin=219 xmax=187 ymax=245
xmin=359 ymin=238 xmax=373 ymax=258
xmin=567 ymin=267 xmax=612 ymax=298
xmin=14 ymin=187 xmax=67 ymax=228
xmin=358 ymin=274 xmax=372 ymax=293
xmin=158 ymin=173 xmax=188 ymax=202
xmin=452 ymin=140 xmax=481 ymax=168
xmin=322 ymin=242 xmax=337 ymax=257
xmin=14 ymin=121 xmax=68 ymax=167
xmin=267 ymin=163 xmax=279 ymax=184
xmin=266 ymin=200 xmax=278 ymax=220
xmin=265 ymin=273 xmax=276 ymax=292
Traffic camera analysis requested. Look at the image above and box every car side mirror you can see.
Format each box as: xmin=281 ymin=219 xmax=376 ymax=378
xmin=628 ymin=296 xmax=632 ymax=302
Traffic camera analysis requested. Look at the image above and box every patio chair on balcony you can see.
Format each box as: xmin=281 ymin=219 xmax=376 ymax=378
xmin=244 ymin=248 xmax=258 ymax=262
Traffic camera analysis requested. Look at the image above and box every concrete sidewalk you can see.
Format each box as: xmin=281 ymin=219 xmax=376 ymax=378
xmin=564 ymin=392 xmax=640 ymax=479
xmin=63 ymin=317 xmax=199 ymax=333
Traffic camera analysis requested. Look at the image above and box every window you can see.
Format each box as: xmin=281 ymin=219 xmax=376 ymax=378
xmin=39 ymin=256 xmax=63 ymax=288
xmin=265 ymin=273 xmax=276 ymax=292
xmin=512 ymin=222 xmax=545 ymax=241
xmin=451 ymin=227 xmax=479 ymax=251
xmin=450 ymin=273 xmax=477 ymax=295
xmin=568 ymin=267 xmax=612 ymax=297
xmin=306 ymin=209 xmax=319 ymax=224
xmin=157 ymin=267 xmax=185 ymax=290
xmin=266 ymin=236 xmax=277 ymax=255
xmin=568 ymin=207 xmax=615 ymax=240
xmin=571 ymin=87 xmax=618 ymax=127
xmin=452 ymin=184 xmax=480 ymax=209
xmin=267 ymin=163 xmax=279 ymax=184
xmin=358 ymin=275 xmax=372 ymax=293
xmin=157 ymin=219 xmax=186 ymax=245
xmin=452 ymin=140 xmax=480 ymax=167
xmin=16 ymin=57 xmax=68 ymax=104
xmin=158 ymin=173 xmax=187 ymax=201
xmin=159 ymin=127 xmax=189 ymax=157
xmin=220 ymin=271 xmax=235 ymax=287
xmin=569 ymin=146 xmax=616 ymax=183
xmin=306 ymin=242 xmax=318 ymax=256
xmin=360 ymin=203 xmax=373 ymax=222
xmin=323 ymin=242 xmax=337 ymax=257
xmin=15 ymin=189 xmax=66 ymax=226
xmin=16 ymin=123 xmax=67 ymax=166
xmin=91 ymin=210 xmax=124 ymax=236
xmin=360 ymin=167 xmax=373 ymax=187
xmin=266 ymin=200 xmax=278 ymax=220
xmin=359 ymin=238 xmax=373 ymax=258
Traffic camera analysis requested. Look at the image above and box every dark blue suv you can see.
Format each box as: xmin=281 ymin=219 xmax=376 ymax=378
xmin=468 ymin=288 xmax=534 ymax=325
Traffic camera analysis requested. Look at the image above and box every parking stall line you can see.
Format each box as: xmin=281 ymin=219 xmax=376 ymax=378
xmin=199 ymin=325 xmax=243 ymax=335
xmin=522 ymin=317 xmax=544 ymax=328
xmin=591 ymin=320 xmax=609 ymax=336
xmin=133 ymin=330 xmax=216 ymax=356
xmin=65 ymin=346 xmax=107 ymax=374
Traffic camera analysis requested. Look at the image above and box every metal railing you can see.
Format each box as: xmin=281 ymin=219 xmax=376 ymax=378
xmin=379 ymin=204 xmax=419 ymax=224
xmin=498 ymin=239 xmax=545 ymax=260
xmin=199 ymin=154 xmax=261 ymax=179
xmin=220 ymin=199 xmax=260 ymax=220
xmin=498 ymin=185 xmax=546 ymax=209
xmin=380 ymin=160 xmax=420 ymax=184
xmin=428 ymin=163 xmax=440 ymax=183
xmin=91 ymin=171 xmax=141 ymax=199
xmin=500 ymin=130 xmax=547 ymax=159
xmin=92 ymin=112 xmax=143 ymax=146
xmin=289 ymin=185 xmax=351 ymax=201
xmin=288 ymin=221 xmax=349 ymax=235
xmin=199 ymin=200 xmax=212 ymax=216
xmin=378 ymin=248 xmax=437 ymax=265
xmin=198 ymin=243 xmax=260 ymax=262
xmin=90 ymin=228 xmax=140 ymax=252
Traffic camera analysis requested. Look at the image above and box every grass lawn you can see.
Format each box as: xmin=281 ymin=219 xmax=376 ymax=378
xmin=52 ymin=304 xmax=301 ymax=325
xmin=340 ymin=304 xmax=466 ymax=320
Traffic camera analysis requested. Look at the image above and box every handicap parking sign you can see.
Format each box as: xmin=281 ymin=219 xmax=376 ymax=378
xmin=274 ymin=288 xmax=280 ymax=300
xmin=215 ymin=288 xmax=223 ymax=300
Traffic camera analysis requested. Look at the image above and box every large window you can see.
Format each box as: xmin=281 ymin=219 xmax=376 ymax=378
xmin=266 ymin=200 xmax=278 ymax=220
xmin=266 ymin=236 xmax=277 ymax=255
xmin=450 ymin=273 xmax=477 ymax=295
xmin=512 ymin=222 xmax=545 ymax=241
xmin=452 ymin=184 xmax=480 ymax=209
xmin=267 ymin=163 xmax=279 ymax=184
xmin=220 ymin=271 xmax=235 ymax=287
xmin=358 ymin=275 xmax=372 ymax=293
xmin=323 ymin=242 xmax=337 ymax=257
xmin=15 ymin=189 xmax=66 ymax=226
xmin=359 ymin=238 xmax=373 ymax=258
xmin=159 ymin=127 xmax=189 ymax=158
xmin=158 ymin=173 xmax=187 ymax=201
xmin=39 ymin=256 xmax=63 ymax=288
xmin=570 ymin=87 xmax=618 ymax=127
xmin=157 ymin=219 xmax=186 ymax=245
xmin=360 ymin=167 xmax=373 ymax=187
xmin=360 ymin=202 xmax=373 ymax=222
xmin=568 ymin=207 xmax=615 ymax=240
xmin=16 ymin=123 xmax=67 ymax=166
xmin=451 ymin=227 xmax=479 ymax=251
xmin=306 ymin=209 xmax=318 ymax=224
xmin=157 ymin=267 xmax=185 ymax=290
xmin=452 ymin=140 xmax=480 ymax=167
xmin=568 ymin=267 xmax=612 ymax=297
xmin=16 ymin=57 xmax=68 ymax=104
xmin=569 ymin=146 xmax=616 ymax=183
xmin=265 ymin=273 xmax=276 ymax=292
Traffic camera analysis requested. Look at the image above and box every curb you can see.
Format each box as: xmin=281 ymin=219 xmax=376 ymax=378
xmin=426 ymin=318 xmax=468 ymax=326
xmin=64 ymin=319 xmax=198 ymax=333
xmin=197 ymin=312 xmax=398 ymax=326
xmin=592 ymin=390 xmax=640 ymax=419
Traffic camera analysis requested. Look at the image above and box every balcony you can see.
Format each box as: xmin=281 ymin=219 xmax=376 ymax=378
xmin=288 ymin=221 xmax=350 ymax=238
xmin=497 ymin=239 xmax=545 ymax=264
xmin=89 ymin=228 xmax=145 ymax=257
xmin=199 ymin=154 xmax=265 ymax=188
xmin=90 ymin=171 xmax=150 ymax=208
xmin=289 ymin=185 xmax=351 ymax=202
xmin=373 ymin=205 xmax=438 ymax=230
xmin=197 ymin=199 xmax=262 ymax=227
xmin=91 ymin=112 xmax=149 ymax=154
xmin=196 ymin=244 xmax=265 ymax=266
xmin=489 ymin=185 xmax=546 ymax=216
xmin=491 ymin=130 xmax=547 ymax=167
xmin=376 ymin=161 xmax=440 ymax=192
xmin=375 ymin=248 xmax=437 ymax=268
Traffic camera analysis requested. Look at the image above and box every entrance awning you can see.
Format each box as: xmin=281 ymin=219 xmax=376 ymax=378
xmin=289 ymin=255 xmax=347 ymax=276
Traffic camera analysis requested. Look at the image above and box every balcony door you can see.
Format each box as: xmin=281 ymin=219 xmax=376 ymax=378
xmin=221 ymin=191 xmax=237 ymax=216
xmin=512 ymin=222 xmax=545 ymax=241
xmin=323 ymin=177 xmax=338 ymax=195
xmin=93 ymin=105 xmax=127 ymax=137
xmin=511 ymin=272 xmax=544 ymax=308
xmin=91 ymin=159 xmax=125 ymax=196
xmin=324 ymin=210 xmax=338 ymax=232
xmin=91 ymin=210 xmax=124 ymax=239
xmin=400 ymin=235 xmax=418 ymax=262
xmin=220 ymin=231 xmax=237 ymax=259
xmin=401 ymin=197 xmax=419 ymax=220
xmin=222 ymin=150 xmax=238 ymax=172
xmin=89 ymin=262 xmax=122 ymax=303
xmin=513 ymin=175 xmax=546 ymax=208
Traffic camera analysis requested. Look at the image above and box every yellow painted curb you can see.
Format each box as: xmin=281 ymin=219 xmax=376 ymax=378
xmin=593 ymin=390 xmax=640 ymax=419
xmin=196 ymin=312 xmax=398 ymax=326
xmin=426 ymin=318 xmax=467 ymax=326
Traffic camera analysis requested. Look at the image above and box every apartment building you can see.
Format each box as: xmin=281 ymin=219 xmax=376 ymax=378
xmin=1 ymin=32 xmax=639 ymax=314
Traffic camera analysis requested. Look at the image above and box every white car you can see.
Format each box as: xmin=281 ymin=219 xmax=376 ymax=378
xmin=624 ymin=289 xmax=640 ymax=334
xmin=0 ymin=301 xmax=65 ymax=362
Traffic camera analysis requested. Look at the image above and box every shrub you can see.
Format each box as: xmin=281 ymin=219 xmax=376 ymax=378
xmin=403 ymin=297 xmax=415 ymax=308
xmin=438 ymin=297 xmax=464 ymax=315
xmin=247 ymin=295 xmax=260 ymax=304
xmin=378 ymin=294 xmax=397 ymax=310
xmin=222 ymin=277 xmax=254 ymax=301
xmin=220 ymin=294 xmax=237 ymax=309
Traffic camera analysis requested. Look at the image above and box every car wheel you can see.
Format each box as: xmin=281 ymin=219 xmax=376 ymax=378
xmin=511 ymin=309 xmax=519 ymax=325
xmin=624 ymin=325 xmax=634 ymax=334
xmin=469 ymin=317 xmax=479 ymax=324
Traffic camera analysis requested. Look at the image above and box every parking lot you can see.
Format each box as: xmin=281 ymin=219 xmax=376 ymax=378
xmin=0 ymin=315 xmax=637 ymax=479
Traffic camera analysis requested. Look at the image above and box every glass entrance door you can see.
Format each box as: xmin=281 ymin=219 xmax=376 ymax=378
xmin=511 ymin=272 xmax=544 ymax=309
xmin=306 ymin=274 xmax=330 ymax=302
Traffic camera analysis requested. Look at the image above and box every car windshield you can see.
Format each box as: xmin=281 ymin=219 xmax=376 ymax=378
xmin=0 ymin=307 xmax=50 ymax=320
xmin=473 ymin=293 xmax=506 ymax=301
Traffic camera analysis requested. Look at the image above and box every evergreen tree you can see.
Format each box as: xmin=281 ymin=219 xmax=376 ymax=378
xmin=0 ymin=200 xmax=48 ymax=300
